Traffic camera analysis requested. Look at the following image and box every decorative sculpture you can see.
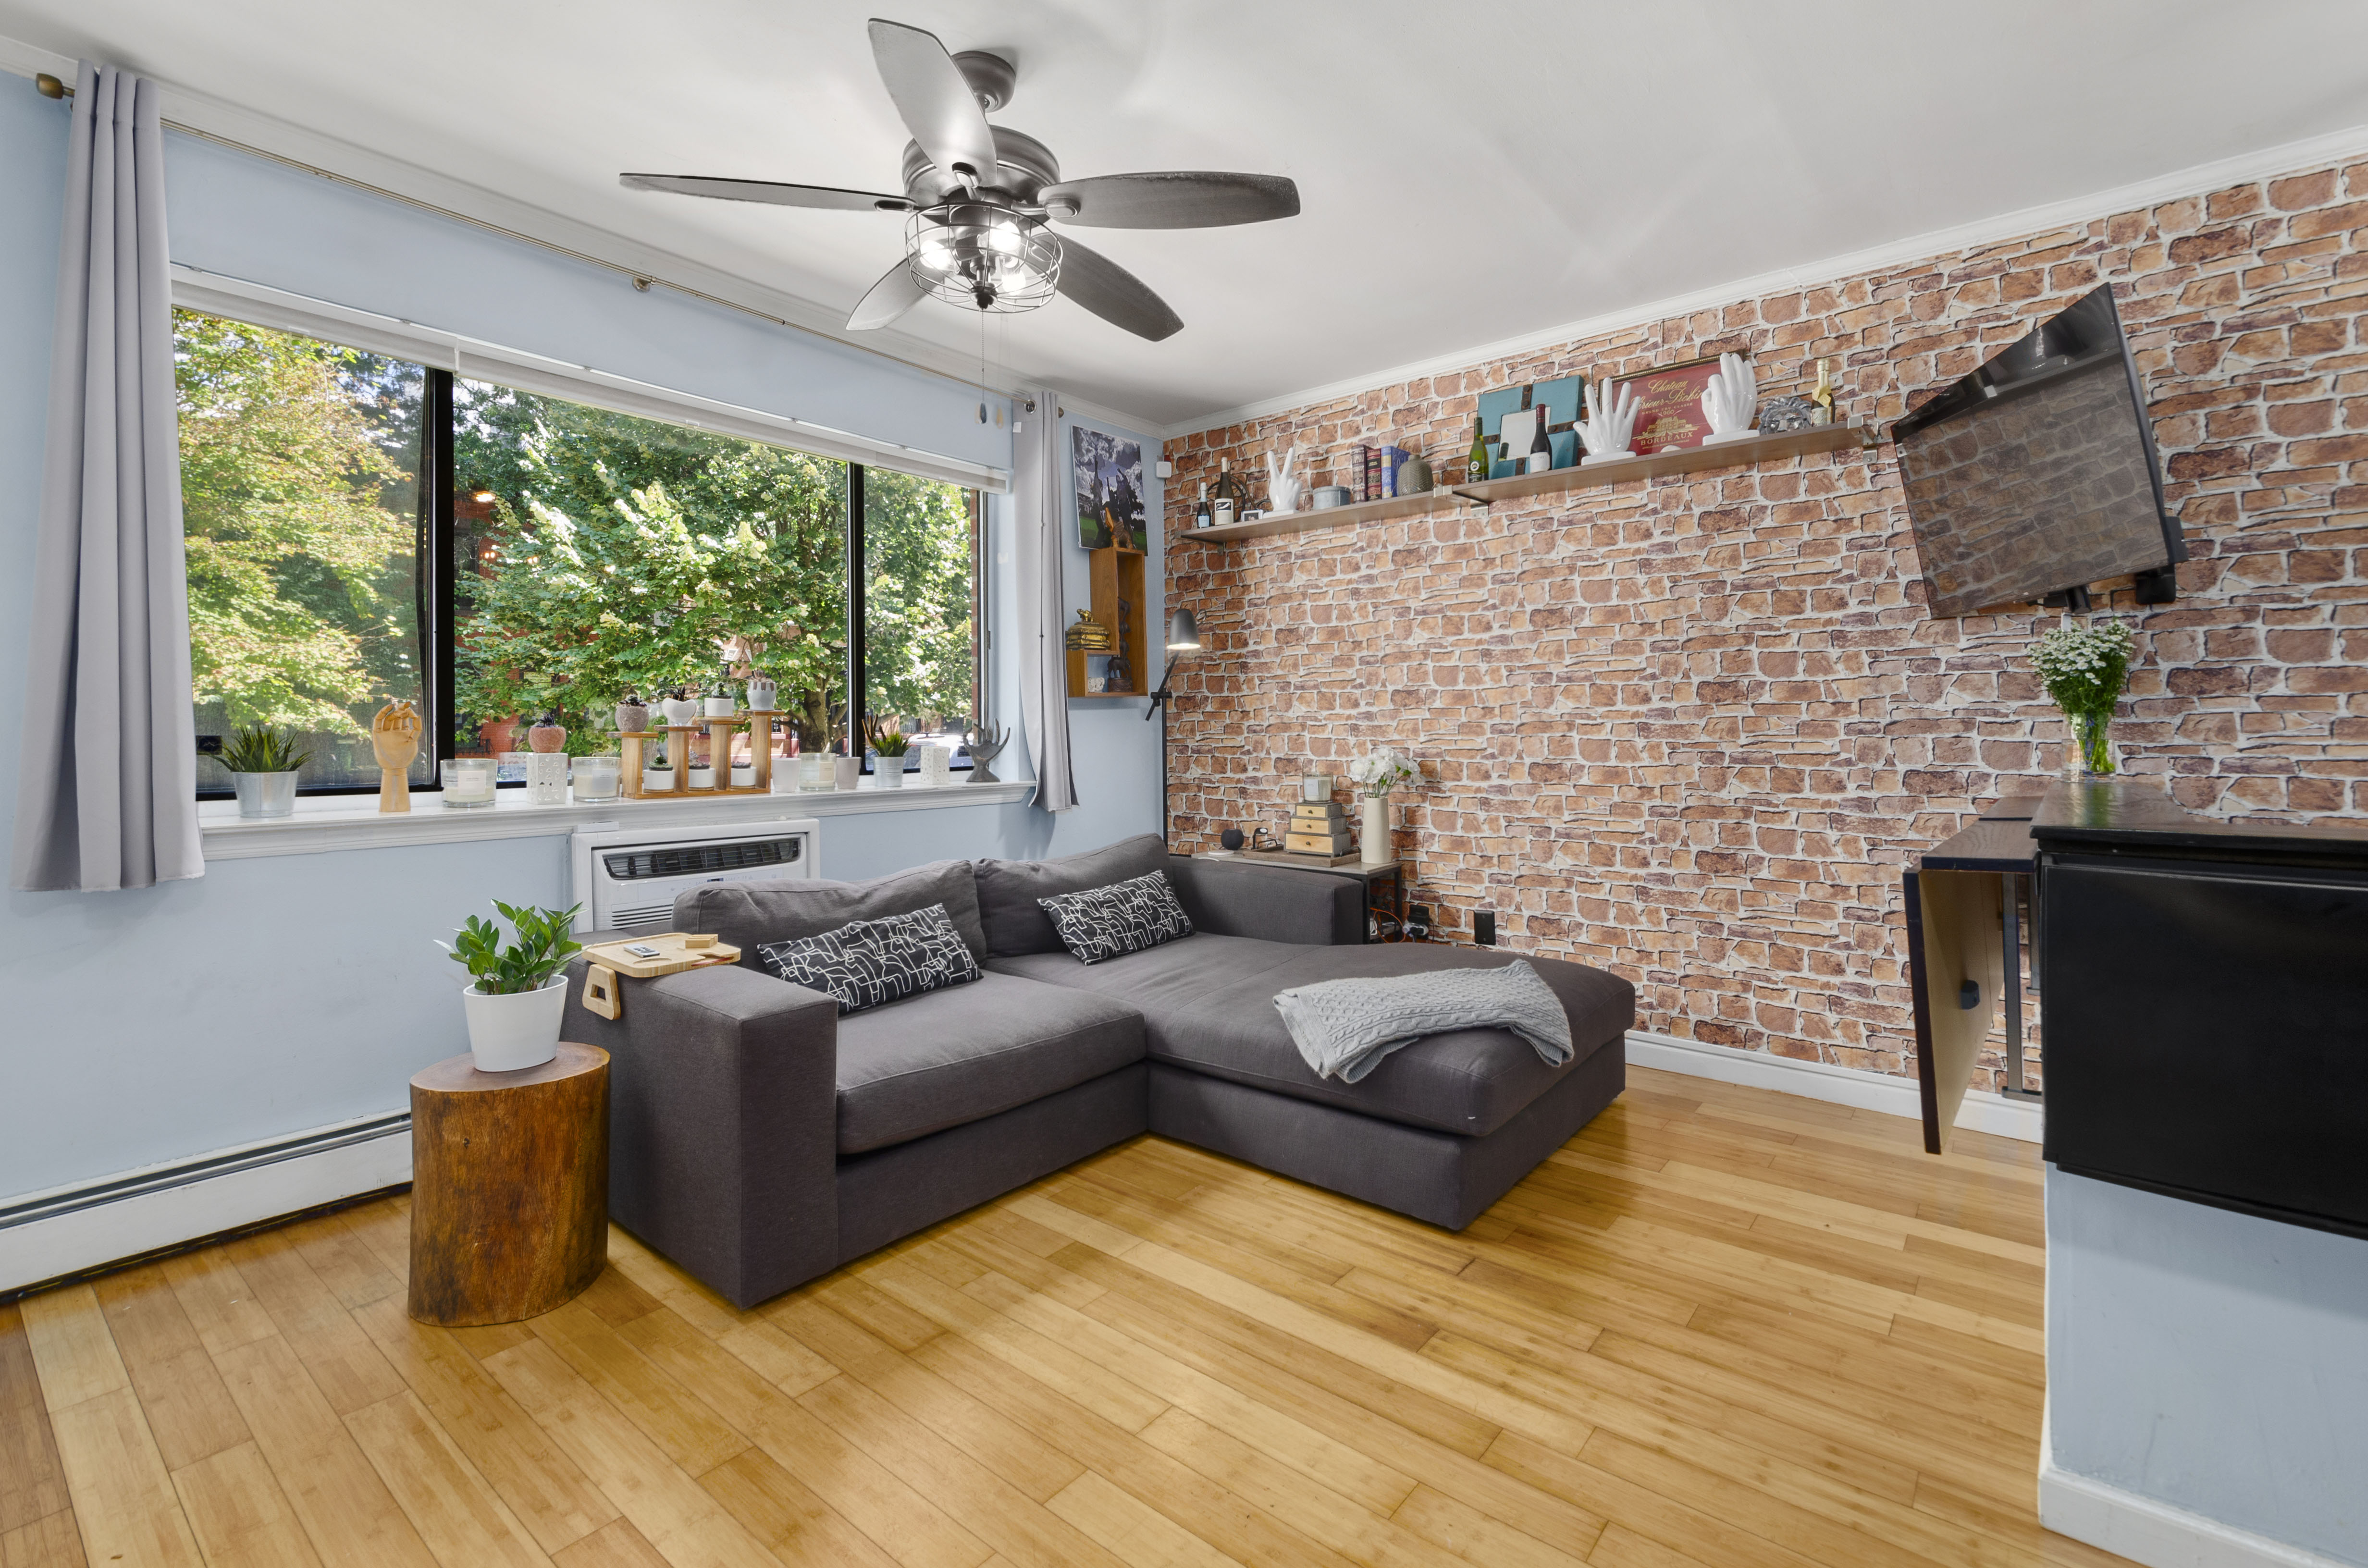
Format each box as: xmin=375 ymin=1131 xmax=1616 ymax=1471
xmin=1266 ymin=446 xmax=1307 ymax=514
xmin=372 ymin=698 xmax=422 ymax=813
xmin=1699 ymin=351 xmax=1759 ymax=445
xmin=962 ymin=723 xmax=1010 ymax=784
xmin=1757 ymin=394 xmax=1816 ymax=434
xmin=1578 ymin=379 xmax=1640 ymax=466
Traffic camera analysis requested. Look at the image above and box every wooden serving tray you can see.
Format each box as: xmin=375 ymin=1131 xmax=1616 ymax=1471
xmin=579 ymin=932 xmax=742 ymax=979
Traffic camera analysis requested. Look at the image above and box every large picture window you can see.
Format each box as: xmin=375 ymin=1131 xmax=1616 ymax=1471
xmin=177 ymin=308 xmax=980 ymax=794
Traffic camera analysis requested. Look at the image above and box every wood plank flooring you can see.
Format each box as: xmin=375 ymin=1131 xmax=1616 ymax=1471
xmin=1 ymin=1066 xmax=2117 ymax=1568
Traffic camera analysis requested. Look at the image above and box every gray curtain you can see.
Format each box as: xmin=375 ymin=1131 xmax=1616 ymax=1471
xmin=1011 ymin=390 xmax=1077 ymax=810
xmin=10 ymin=63 xmax=201 ymax=892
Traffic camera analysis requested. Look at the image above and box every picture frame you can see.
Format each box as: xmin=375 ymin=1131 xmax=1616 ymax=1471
xmin=1071 ymin=426 xmax=1146 ymax=551
xmin=1610 ymin=351 xmax=1745 ymax=457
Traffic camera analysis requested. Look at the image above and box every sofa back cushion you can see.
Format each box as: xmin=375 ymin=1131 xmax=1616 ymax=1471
xmin=674 ymin=858 xmax=987 ymax=963
xmin=974 ymin=833 xmax=1170 ymax=956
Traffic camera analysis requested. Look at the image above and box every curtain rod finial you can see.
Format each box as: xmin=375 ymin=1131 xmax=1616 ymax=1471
xmin=36 ymin=73 xmax=71 ymax=99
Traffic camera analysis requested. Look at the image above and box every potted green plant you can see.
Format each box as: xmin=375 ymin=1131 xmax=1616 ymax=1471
xmin=864 ymin=716 xmax=911 ymax=788
xmin=219 ymin=723 xmax=312 ymax=819
xmin=2030 ymin=619 xmax=2135 ymax=777
xmin=436 ymin=901 xmax=584 ymax=1071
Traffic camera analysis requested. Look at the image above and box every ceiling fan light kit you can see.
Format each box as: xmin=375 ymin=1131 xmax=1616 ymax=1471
xmin=618 ymin=17 xmax=1299 ymax=342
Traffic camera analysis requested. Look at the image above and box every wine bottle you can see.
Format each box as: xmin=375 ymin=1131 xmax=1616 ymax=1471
xmin=1193 ymin=482 xmax=1211 ymax=529
xmin=1467 ymin=416 xmax=1489 ymax=484
xmin=1527 ymin=404 xmax=1553 ymax=473
xmin=1210 ymin=457 xmax=1241 ymax=527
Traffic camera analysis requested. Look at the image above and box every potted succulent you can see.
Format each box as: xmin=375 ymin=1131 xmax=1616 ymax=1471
xmin=745 ymin=670 xmax=777 ymax=711
xmin=704 ymin=674 xmax=737 ymax=718
xmin=660 ymin=686 xmax=701 ymax=727
xmin=436 ymin=900 xmax=583 ymax=1072
xmin=220 ymin=723 xmax=312 ymax=819
xmin=614 ymin=691 xmax=649 ymax=734
xmin=864 ymin=717 xmax=911 ymax=788
xmin=527 ymin=711 xmax=568 ymax=753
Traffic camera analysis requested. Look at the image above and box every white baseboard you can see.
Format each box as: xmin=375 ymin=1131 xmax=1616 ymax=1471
xmin=2038 ymin=1425 xmax=2352 ymax=1568
xmin=1624 ymin=1029 xmax=2045 ymax=1144
xmin=0 ymin=1114 xmax=412 ymax=1295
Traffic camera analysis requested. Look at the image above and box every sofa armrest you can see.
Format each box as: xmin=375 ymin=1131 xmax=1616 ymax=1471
xmin=562 ymin=957 xmax=839 ymax=1307
xmin=1165 ymin=855 xmax=1364 ymax=946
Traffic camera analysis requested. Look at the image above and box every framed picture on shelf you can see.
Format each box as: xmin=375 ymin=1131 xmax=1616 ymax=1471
xmin=1610 ymin=351 xmax=1746 ymax=456
xmin=1072 ymin=427 xmax=1146 ymax=551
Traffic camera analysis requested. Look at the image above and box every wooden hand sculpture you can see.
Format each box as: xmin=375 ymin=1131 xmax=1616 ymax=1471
xmin=372 ymin=698 xmax=423 ymax=813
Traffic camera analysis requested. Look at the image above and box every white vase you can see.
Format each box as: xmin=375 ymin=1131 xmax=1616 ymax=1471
xmin=876 ymin=761 xmax=905 ymax=788
xmin=1362 ymin=794 xmax=1392 ymax=864
xmin=230 ymin=770 xmax=300 ymax=819
xmin=460 ymin=976 xmax=567 ymax=1072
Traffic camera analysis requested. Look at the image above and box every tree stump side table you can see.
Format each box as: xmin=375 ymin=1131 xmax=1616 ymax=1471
xmin=407 ymin=1041 xmax=609 ymax=1327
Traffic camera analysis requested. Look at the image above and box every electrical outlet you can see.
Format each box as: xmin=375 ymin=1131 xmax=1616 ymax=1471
xmin=1474 ymin=910 xmax=1496 ymax=946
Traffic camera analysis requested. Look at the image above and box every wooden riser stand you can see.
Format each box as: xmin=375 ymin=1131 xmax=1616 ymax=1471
xmin=617 ymin=713 xmax=785 ymax=799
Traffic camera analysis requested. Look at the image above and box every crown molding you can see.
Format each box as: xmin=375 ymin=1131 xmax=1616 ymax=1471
xmin=1161 ymin=120 xmax=2368 ymax=441
xmin=0 ymin=33 xmax=1171 ymax=434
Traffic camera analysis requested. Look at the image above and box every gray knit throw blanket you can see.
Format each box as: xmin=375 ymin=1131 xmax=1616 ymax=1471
xmin=1273 ymin=960 xmax=1574 ymax=1083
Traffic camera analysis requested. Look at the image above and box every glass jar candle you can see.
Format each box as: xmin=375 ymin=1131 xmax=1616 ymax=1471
xmin=572 ymin=755 xmax=621 ymax=802
xmin=441 ymin=758 xmax=496 ymax=808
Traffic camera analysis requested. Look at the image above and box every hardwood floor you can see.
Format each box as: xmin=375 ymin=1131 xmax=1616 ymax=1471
xmin=1 ymin=1066 xmax=2121 ymax=1568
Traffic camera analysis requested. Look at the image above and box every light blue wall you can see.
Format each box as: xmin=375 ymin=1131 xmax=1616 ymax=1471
xmin=0 ymin=85 xmax=1157 ymax=1202
xmin=2047 ymin=1167 xmax=2368 ymax=1561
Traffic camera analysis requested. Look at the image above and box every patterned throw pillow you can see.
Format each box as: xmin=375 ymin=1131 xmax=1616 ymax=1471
xmin=1037 ymin=871 xmax=1194 ymax=965
xmin=755 ymin=903 xmax=981 ymax=1014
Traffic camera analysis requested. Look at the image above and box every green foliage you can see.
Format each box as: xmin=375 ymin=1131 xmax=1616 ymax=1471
xmin=176 ymin=310 xmax=420 ymax=745
xmin=2029 ymin=619 xmax=2135 ymax=776
xmin=862 ymin=469 xmax=976 ymax=731
xmin=218 ymin=723 xmax=312 ymax=774
xmin=437 ymin=900 xmax=584 ymax=995
xmin=863 ymin=716 xmax=911 ymax=757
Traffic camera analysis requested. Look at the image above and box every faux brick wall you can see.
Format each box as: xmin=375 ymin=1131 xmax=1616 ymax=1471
xmin=1161 ymin=154 xmax=2368 ymax=1088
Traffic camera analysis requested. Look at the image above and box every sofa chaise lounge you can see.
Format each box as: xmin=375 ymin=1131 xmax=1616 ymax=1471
xmin=562 ymin=833 xmax=1633 ymax=1307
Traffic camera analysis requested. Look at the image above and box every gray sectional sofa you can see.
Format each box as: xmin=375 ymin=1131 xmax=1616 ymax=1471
xmin=562 ymin=833 xmax=1633 ymax=1307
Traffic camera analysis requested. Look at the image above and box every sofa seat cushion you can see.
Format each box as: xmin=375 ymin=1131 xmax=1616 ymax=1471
xmin=834 ymin=970 xmax=1146 ymax=1154
xmin=987 ymin=937 xmax=1633 ymax=1138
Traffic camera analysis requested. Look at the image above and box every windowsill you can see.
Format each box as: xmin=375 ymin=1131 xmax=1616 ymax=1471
xmin=197 ymin=779 xmax=1036 ymax=861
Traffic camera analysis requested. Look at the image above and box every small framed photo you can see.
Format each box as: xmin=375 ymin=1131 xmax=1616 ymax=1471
xmin=1611 ymin=352 xmax=1746 ymax=456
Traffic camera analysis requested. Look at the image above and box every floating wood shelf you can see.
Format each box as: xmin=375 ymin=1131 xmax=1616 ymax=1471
xmin=1178 ymin=490 xmax=1443 ymax=543
xmin=1066 ymin=546 xmax=1147 ymax=699
xmin=1449 ymin=421 xmax=1876 ymax=504
xmin=1175 ymin=423 xmax=1878 ymax=545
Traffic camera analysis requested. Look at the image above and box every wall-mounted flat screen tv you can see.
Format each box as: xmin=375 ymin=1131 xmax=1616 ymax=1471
xmin=1893 ymin=284 xmax=2184 ymax=616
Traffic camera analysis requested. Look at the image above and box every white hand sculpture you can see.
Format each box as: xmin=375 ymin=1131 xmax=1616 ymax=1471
xmin=1700 ymin=352 xmax=1758 ymax=441
xmin=1579 ymin=379 xmax=1639 ymax=465
xmin=1267 ymin=445 xmax=1305 ymax=514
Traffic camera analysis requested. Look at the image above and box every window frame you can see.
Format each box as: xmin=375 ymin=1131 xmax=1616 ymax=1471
xmin=184 ymin=323 xmax=985 ymax=798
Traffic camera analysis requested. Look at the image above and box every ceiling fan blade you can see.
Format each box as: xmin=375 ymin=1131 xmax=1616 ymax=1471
xmin=867 ymin=19 xmax=1000 ymax=186
xmin=1038 ymin=172 xmax=1300 ymax=229
xmin=847 ymin=259 xmax=928 ymax=331
xmin=1054 ymin=237 xmax=1183 ymax=341
xmin=621 ymin=173 xmax=912 ymax=212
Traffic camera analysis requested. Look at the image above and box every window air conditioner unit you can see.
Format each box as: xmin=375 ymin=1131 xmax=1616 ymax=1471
xmin=568 ymin=818 xmax=821 ymax=936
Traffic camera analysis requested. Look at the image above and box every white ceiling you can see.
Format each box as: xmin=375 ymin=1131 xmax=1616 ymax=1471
xmin=6 ymin=0 xmax=2367 ymax=429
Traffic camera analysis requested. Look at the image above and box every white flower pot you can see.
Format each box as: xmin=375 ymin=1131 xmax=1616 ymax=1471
xmin=704 ymin=696 xmax=736 ymax=717
xmin=661 ymin=698 xmax=700 ymax=726
xmin=875 ymin=762 xmax=905 ymax=788
xmin=460 ymin=976 xmax=567 ymax=1072
xmin=687 ymin=765 xmax=716 ymax=789
xmin=1362 ymin=795 xmax=1392 ymax=864
xmin=642 ymin=767 xmax=676 ymax=792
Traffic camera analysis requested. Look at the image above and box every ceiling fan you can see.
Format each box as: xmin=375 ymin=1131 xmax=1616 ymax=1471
xmin=619 ymin=18 xmax=1299 ymax=343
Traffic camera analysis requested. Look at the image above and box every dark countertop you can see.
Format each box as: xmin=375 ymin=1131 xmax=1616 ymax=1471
xmin=2032 ymin=778 xmax=2368 ymax=868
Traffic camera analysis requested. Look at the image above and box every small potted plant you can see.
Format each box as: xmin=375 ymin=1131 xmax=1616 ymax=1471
xmin=745 ymin=670 xmax=777 ymax=711
xmin=436 ymin=900 xmax=583 ymax=1072
xmin=864 ymin=717 xmax=911 ymax=788
xmin=2030 ymin=619 xmax=2135 ymax=777
xmin=704 ymin=674 xmax=738 ymax=719
xmin=1347 ymin=747 xmax=1418 ymax=865
xmin=527 ymin=711 xmax=568 ymax=752
xmin=614 ymin=690 xmax=649 ymax=734
xmin=220 ymin=723 xmax=312 ymax=819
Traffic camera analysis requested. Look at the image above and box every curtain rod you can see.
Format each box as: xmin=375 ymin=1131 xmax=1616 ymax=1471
xmin=32 ymin=71 xmax=1038 ymax=411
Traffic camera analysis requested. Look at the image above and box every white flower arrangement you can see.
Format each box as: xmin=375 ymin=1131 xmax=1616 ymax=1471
xmin=1346 ymin=747 xmax=1417 ymax=799
xmin=2029 ymin=619 xmax=2134 ymax=776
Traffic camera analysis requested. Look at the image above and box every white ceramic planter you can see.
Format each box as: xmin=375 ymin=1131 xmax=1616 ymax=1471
xmin=875 ymin=762 xmax=905 ymax=788
xmin=704 ymin=696 xmax=736 ymax=717
xmin=661 ymin=698 xmax=700 ymax=726
xmin=834 ymin=756 xmax=862 ymax=791
xmin=687 ymin=766 xmax=717 ymax=789
xmin=230 ymin=770 xmax=300 ymax=819
xmin=460 ymin=976 xmax=567 ymax=1072
xmin=642 ymin=767 xmax=675 ymax=792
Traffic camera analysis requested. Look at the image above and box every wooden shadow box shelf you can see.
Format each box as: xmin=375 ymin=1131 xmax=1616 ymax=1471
xmin=1175 ymin=423 xmax=1876 ymax=545
xmin=1065 ymin=546 xmax=1147 ymax=700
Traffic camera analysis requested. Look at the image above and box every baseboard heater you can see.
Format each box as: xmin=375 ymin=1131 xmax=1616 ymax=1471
xmin=0 ymin=1111 xmax=413 ymax=1297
